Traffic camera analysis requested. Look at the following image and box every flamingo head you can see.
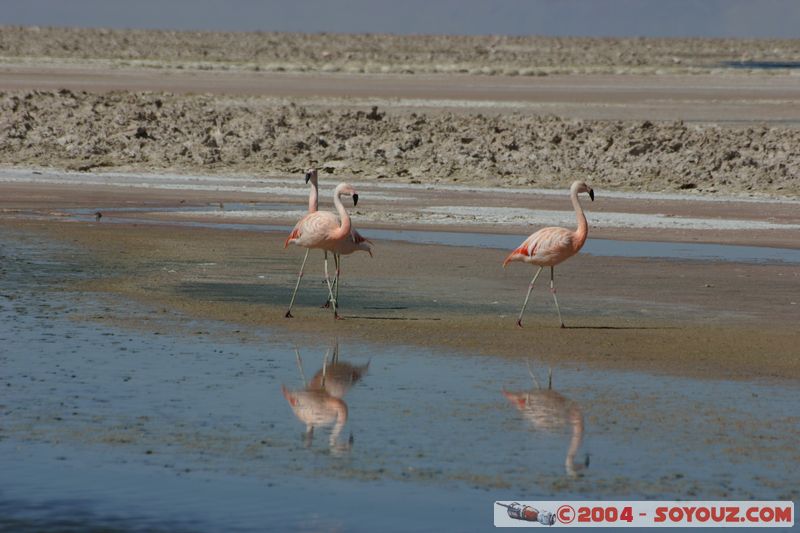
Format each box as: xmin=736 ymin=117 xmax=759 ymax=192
xmin=335 ymin=183 xmax=359 ymax=206
xmin=572 ymin=180 xmax=595 ymax=201
xmin=305 ymin=167 xmax=318 ymax=184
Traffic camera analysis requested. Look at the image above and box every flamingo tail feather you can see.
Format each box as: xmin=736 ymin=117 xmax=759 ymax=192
xmin=503 ymin=245 xmax=530 ymax=267
xmin=284 ymin=227 xmax=301 ymax=248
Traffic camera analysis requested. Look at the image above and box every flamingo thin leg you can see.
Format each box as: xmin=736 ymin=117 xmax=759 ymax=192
xmin=550 ymin=266 xmax=565 ymax=328
xmin=323 ymin=251 xmax=337 ymax=301
xmin=324 ymin=255 xmax=341 ymax=308
xmin=334 ymin=254 xmax=342 ymax=317
xmin=323 ymin=252 xmax=338 ymax=318
xmin=321 ymin=251 xmax=334 ymax=308
xmin=285 ymin=248 xmax=310 ymax=318
xmin=517 ymin=266 xmax=543 ymax=327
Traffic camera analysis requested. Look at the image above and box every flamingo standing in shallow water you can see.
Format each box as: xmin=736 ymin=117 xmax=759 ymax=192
xmin=503 ymin=180 xmax=594 ymax=328
xmin=284 ymin=180 xmax=369 ymax=319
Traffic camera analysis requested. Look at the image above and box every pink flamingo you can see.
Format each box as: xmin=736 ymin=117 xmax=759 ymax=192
xmin=503 ymin=180 xmax=594 ymax=328
xmin=284 ymin=169 xmax=320 ymax=317
xmin=284 ymin=180 xmax=369 ymax=319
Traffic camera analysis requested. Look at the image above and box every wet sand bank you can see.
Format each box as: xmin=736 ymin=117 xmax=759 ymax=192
xmin=4 ymin=218 xmax=797 ymax=382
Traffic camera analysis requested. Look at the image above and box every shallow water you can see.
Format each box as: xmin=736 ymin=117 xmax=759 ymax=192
xmin=1 ymin=230 xmax=798 ymax=531
xmin=66 ymin=206 xmax=800 ymax=264
xmin=722 ymin=60 xmax=800 ymax=70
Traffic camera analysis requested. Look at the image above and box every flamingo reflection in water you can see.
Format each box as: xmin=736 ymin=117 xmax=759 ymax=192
xmin=502 ymin=364 xmax=589 ymax=478
xmin=281 ymin=341 xmax=369 ymax=454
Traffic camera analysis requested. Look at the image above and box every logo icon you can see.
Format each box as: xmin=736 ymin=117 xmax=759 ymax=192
xmin=496 ymin=502 xmax=556 ymax=526
xmin=557 ymin=504 xmax=576 ymax=524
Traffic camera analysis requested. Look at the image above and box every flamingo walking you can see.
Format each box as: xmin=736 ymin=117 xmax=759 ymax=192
xmin=503 ymin=180 xmax=594 ymax=328
xmin=284 ymin=181 xmax=368 ymax=319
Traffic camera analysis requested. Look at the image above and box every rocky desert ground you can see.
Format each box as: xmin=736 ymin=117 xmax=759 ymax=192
xmin=1 ymin=28 xmax=800 ymax=197
xmin=2 ymin=88 xmax=799 ymax=196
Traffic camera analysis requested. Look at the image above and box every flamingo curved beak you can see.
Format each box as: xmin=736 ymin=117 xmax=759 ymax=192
xmin=305 ymin=172 xmax=311 ymax=184
xmin=352 ymin=193 xmax=359 ymax=206
xmin=589 ymin=189 xmax=595 ymax=201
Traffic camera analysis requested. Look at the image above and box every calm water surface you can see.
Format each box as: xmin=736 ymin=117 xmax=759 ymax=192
xmin=1 ymin=230 xmax=797 ymax=532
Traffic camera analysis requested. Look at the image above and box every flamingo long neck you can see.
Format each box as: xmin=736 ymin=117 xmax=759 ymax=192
xmin=570 ymin=186 xmax=588 ymax=253
xmin=308 ymin=179 xmax=318 ymax=213
xmin=331 ymin=190 xmax=351 ymax=240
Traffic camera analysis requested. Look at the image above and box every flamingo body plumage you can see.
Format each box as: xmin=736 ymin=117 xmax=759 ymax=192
xmin=285 ymin=210 xmax=349 ymax=251
xmin=503 ymin=226 xmax=581 ymax=268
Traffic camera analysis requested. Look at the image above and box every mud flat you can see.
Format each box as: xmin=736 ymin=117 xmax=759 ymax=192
xmin=3 ymin=167 xmax=800 ymax=247
xmin=1 ymin=170 xmax=798 ymax=378
xmin=2 ymin=213 xmax=797 ymax=381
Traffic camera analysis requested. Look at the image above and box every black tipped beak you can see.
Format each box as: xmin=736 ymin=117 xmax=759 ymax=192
xmin=352 ymin=193 xmax=359 ymax=207
xmin=589 ymin=189 xmax=595 ymax=201
xmin=305 ymin=173 xmax=311 ymax=184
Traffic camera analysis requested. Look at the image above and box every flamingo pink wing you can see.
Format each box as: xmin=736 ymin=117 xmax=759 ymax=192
xmin=527 ymin=227 xmax=574 ymax=264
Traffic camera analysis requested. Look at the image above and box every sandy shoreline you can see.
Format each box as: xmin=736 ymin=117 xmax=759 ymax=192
xmin=3 ymin=168 xmax=799 ymax=248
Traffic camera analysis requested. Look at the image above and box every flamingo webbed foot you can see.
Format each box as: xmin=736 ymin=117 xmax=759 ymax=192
xmin=516 ymin=319 xmax=523 ymax=328
xmin=285 ymin=310 xmax=294 ymax=318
